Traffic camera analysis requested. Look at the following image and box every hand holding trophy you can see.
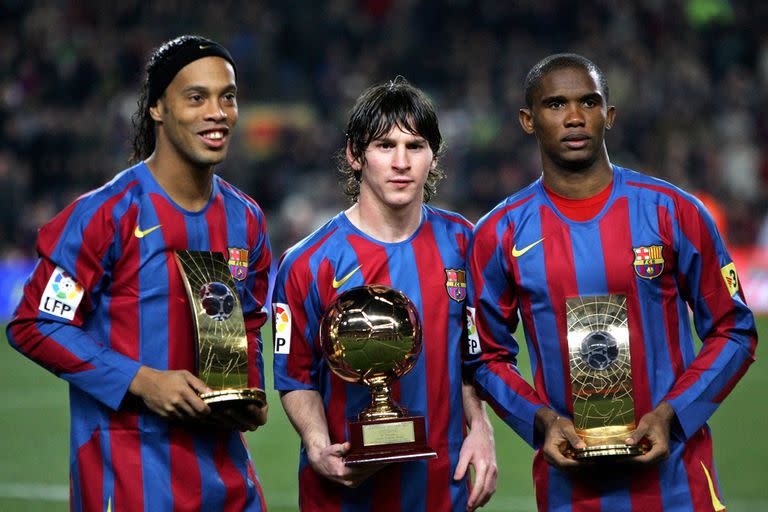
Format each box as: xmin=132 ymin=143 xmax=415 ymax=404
xmin=320 ymin=285 xmax=437 ymax=465
xmin=175 ymin=250 xmax=266 ymax=414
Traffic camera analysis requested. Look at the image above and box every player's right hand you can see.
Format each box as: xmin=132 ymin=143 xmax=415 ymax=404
xmin=307 ymin=441 xmax=385 ymax=488
xmin=128 ymin=365 xmax=211 ymax=419
xmin=537 ymin=408 xmax=584 ymax=470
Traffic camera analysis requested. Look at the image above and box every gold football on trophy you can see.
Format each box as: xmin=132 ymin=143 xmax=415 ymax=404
xmin=319 ymin=285 xmax=422 ymax=421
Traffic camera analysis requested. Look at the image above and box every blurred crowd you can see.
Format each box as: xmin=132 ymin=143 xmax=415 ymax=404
xmin=2 ymin=0 xmax=767 ymax=259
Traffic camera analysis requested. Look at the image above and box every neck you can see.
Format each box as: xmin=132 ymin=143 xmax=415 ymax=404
xmin=345 ymin=200 xmax=423 ymax=243
xmin=145 ymin=151 xmax=214 ymax=212
xmin=541 ymin=150 xmax=613 ymax=199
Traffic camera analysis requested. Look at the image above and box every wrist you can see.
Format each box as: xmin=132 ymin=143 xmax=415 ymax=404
xmin=654 ymin=401 xmax=676 ymax=423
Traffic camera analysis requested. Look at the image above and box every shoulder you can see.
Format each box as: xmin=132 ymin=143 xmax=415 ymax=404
xmin=424 ymin=205 xmax=474 ymax=234
xmin=36 ymin=165 xmax=143 ymax=264
xmin=618 ymin=165 xmax=708 ymax=217
xmin=475 ymin=180 xmax=540 ymax=233
xmin=278 ymin=215 xmax=343 ymax=274
xmin=40 ymin=166 xmax=142 ymax=238
xmin=215 ymin=175 xmax=267 ymax=221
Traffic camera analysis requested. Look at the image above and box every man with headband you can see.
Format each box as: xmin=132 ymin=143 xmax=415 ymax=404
xmin=7 ymin=35 xmax=271 ymax=510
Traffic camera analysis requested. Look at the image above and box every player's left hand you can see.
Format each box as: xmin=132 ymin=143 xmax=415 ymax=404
xmin=454 ymin=416 xmax=497 ymax=511
xmin=624 ymin=401 xmax=674 ymax=466
xmin=204 ymin=402 xmax=269 ymax=431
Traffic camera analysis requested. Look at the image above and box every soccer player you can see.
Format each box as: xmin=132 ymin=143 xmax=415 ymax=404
xmin=466 ymin=53 xmax=757 ymax=510
xmin=6 ymin=35 xmax=271 ymax=510
xmin=272 ymin=78 xmax=497 ymax=511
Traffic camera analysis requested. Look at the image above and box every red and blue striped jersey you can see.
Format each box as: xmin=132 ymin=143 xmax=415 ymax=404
xmin=7 ymin=162 xmax=271 ymax=512
xmin=272 ymin=206 xmax=472 ymax=511
xmin=466 ymin=165 xmax=757 ymax=511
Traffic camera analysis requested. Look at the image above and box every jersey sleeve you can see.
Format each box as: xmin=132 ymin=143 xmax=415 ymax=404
xmin=241 ymin=207 xmax=272 ymax=391
xmin=6 ymin=196 xmax=142 ymax=410
xmin=464 ymin=212 xmax=546 ymax=448
xmin=271 ymin=249 xmax=323 ymax=392
xmin=663 ymin=195 xmax=757 ymax=439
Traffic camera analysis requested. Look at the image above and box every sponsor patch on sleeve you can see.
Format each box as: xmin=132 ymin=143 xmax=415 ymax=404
xmin=39 ymin=266 xmax=84 ymax=320
xmin=466 ymin=306 xmax=481 ymax=355
xmin=272 ymin=303 xmax=292 ymax=354
xmin=720 ymin=262 xmax=740 ymax=297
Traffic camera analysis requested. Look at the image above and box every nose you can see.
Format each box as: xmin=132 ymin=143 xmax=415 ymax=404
xmin=204 ymin=100 xmax=228 ymax=122
xmin=564 ymin=103 xmax=585 ymax=127
xmin=392 ymin=145 xmax=410 ymax=171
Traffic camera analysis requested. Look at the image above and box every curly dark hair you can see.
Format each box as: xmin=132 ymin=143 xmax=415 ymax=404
xmin=338 ymin=77 xmax=445 ymax=203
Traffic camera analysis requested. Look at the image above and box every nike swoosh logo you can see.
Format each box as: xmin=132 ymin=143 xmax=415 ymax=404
xmin=511 ymin=237 xmax=544 ymax=258
xmin=701 ymin=462 xmax=726 ymax=511
xmin=134 ymin=224 xmax=162 ymax=238
xmin=332 ymin=265 xmax=361 ymax=289
xmin=199 ymin=45 xmax=211 ymax=50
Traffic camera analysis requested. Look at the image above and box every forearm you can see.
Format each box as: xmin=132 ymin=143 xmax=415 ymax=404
xmin=8 ymin=318 xmax=142 ymax=409
xmin=280 ymin=389 xmax=332 ymax=451
xmin=462 ymin=380 xmax=493 ymax=434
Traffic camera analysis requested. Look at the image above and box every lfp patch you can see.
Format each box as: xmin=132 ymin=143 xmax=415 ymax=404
xmin=39 ymin=266 xmax=84 ymax=320
xmin=228 ymin=247 xmax=249 ymax=281
xmin=466 ymin=306 xmax=481 ymax=354
xmin=272 ymin=303 xmax=292 ymax=354
xmin=445 ymin=268 xmax=467 ymax=302
xmin=633 ymin=245 xmax=664 ymax=279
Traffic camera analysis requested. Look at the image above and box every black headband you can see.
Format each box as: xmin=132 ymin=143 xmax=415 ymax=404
xmin=147 ymin=39 xmax=236 ymax=106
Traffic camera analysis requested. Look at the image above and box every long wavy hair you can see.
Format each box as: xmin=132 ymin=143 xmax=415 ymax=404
xmin=338 ymin=77 xmax=445 ymax=203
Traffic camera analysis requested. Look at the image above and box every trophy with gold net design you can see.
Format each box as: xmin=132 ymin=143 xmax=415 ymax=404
xmin=175 ymin=250 xmax=266 ymax=411
xmin=565 ymin=294 xmax=647 ymax=459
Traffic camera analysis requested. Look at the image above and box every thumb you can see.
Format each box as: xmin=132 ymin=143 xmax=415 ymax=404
xmin=453 ymin=450 xmax=470 ymax=480
xmin=626 ymin=424 xmax=648 ymax=446
xmin=560 ymin=421 xmax=586 ymax=450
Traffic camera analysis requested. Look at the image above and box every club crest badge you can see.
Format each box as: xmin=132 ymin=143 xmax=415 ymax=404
xmin=633 ymin=245 xmax=664 ymax=279
xmin=445 ymin=268 xmax=467 ymax=302
xmin=227 ymin=247 xmax=249 ymax=281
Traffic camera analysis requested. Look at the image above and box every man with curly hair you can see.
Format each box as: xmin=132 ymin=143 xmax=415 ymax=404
xmin=7 ymin=35 xmax=271 ymax=510
xmin=272 ymin=77 xmax=497 ymax=511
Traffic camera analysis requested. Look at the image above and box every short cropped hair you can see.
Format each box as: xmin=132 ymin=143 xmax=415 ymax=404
xmin=339 ymin=77 xmax=445 ymax=203
xmin=524 ymin=53 xmax=609 ymax=108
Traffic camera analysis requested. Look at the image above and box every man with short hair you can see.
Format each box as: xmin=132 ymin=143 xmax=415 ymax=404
xmin=7 ymin=35 xmax=271 ymax=510
xmin=273 ymin=77 xmax=497 ymax=511
xmin=466 ymin=53 xmax=757 ymax=510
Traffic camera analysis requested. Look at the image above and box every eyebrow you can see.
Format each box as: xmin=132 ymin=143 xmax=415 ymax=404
xmin=540 ymin=92 xmax=603 ymax=104
xmin=180 ymin=84 xmax=238 ymax=94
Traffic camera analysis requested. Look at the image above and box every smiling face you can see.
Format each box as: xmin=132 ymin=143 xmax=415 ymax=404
xmin=519 ymin=66 xmax=615 ymax=173
xmin=349 ymin=124 xmax=435 ymax=213
xmin=149 ymin=56 xmax=237 ymax=172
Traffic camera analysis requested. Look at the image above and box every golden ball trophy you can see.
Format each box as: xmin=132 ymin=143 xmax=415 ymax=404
xmin=319 ymin=285 xmax=437 ymax=466
xmin=175 ymin=250 xmax=266 ymax=411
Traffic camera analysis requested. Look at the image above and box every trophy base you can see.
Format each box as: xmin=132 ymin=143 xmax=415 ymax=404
xmin=345 ymin=416 xmax=437 ymax=466
xmin=201 ymin=388 xmax=267 ymax=410
xmin=571 ymin=444 xmax=646 ymax=460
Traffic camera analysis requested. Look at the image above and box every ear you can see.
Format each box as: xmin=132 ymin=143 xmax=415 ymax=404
xmin=149 ymin=100 xmax=164 ymax=123
xmin=346 ymin=143 xmax=363 ymax=171
xmin=605 ymin=105 xmax=616 ymax=130
xmin=519 ymin=108 xmax=535 ymax=135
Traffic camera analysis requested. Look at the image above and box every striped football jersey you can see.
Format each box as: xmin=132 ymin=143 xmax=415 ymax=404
xmin=7 ymin=162 xmax=271 ymax=511
xmin=273 ymin=206 xmax=472 ymax=511
xmin=466 ymin=165 xmax=757 ymax=511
